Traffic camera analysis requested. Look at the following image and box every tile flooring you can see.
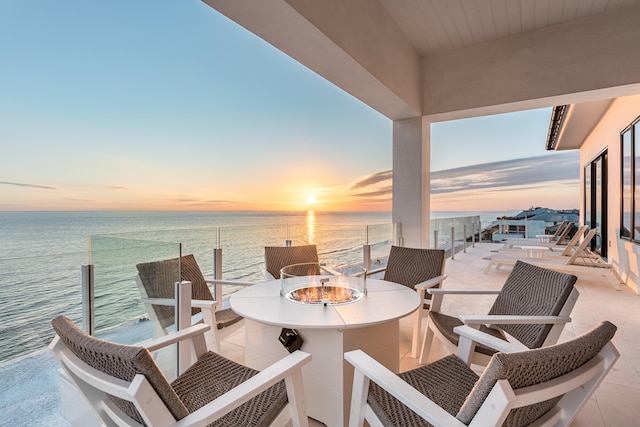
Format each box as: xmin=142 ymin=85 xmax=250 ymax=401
xmin=219 ymin=242 xmax=640 ymax=426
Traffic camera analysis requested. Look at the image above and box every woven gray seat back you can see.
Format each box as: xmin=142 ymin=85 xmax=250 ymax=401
xmin=488 ymin=261 xmax=576 ymax=349
xmin=383 ymin=246 xmax=445 ymax=289
xmin=136 ymin=254 xmax=213 ymax=329
xmin=457 ymin=321 xmax=617 ymax=426
xmin=51 ymin=315 xmax=189 ymax=424
xmin=264 ymin=245 xmax=319 ymax=279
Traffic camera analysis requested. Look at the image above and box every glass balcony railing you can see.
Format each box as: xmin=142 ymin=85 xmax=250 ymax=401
xmin=0 ymin=251 xmax=85 ymax=364
xmin=0 ymin=215 xmax=485 ymax=368
xmin=430 ymin=215 xmax=481 ymax=256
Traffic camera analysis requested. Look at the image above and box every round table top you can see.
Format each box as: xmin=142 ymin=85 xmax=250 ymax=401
xmin=229 ymin=278 xmax=421 ymax=330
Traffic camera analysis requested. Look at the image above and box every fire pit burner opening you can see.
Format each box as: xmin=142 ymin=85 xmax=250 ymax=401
xmin=280 ymin=262 xmax=367 ymax=306
xmin=285 ymin=284 xmax=363 ymax=305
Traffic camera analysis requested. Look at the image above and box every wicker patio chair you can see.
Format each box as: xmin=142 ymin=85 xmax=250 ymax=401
xmin=263 ymin=244 xmax=338 ymax=280
xmin=346 ymin=320 xmax=618 ymax=427
xmin=420 ymin=260 xmax=579 ymax=366
xmin=136 ymin=254 xmax=251 ymax=353
xmin=50 ymin=315 xmax=311 ymax=427
xmin=367 ymin=246 xmax=447 ymax=358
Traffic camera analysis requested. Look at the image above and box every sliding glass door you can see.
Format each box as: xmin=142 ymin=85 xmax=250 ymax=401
xmin=585 ymin=151 xmax=607 ymax=258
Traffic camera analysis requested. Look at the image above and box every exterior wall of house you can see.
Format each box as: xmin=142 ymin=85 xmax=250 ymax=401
xmin=579 ymin=94 xmax=640 ymax=294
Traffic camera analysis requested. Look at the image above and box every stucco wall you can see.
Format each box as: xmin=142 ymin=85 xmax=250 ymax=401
xmin=579 ymin=94 xmax=640 ymax=294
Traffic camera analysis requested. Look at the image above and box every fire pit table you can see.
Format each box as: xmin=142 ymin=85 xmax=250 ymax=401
xmin=229 ymin=268 xmax=421 ymax=427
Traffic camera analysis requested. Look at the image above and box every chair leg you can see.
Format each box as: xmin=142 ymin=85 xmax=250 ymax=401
xmin=419 ymin=321 xmax=435 ymax=365
xmin=285 ymin=369 xmax=309 ymax=427
xmin=483 ymin=260 xmax=494 ymax=273
xmin=411 ymin=309 xmax=422 ymax=358
xmin=348 ymin=368 xmax=370 ymax=427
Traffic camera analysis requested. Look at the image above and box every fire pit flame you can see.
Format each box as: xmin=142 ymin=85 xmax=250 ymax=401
xmin=285 ymin=284 xmax=363 ymax=305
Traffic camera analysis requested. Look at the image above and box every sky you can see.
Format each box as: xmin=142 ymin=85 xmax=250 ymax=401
xmin=0 ymin=1 xmax=580 ymax=213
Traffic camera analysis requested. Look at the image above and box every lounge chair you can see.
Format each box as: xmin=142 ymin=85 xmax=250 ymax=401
xmin=420 ymin=261 xmax=579 ymax=366
xmin=493 ymin=225 xmax=590 ymax=258
xmin=136 ymin=254 xmax=252 ymax=352
xmin=484 ymin=229 xmax=623 ymax=290
xmin=535 ymin=219 xmax=569 ymax=242
xmin=366 ymin=246 xmax=447 ymax=358
xmin=263 ymin=244 xmax=339 ymax=280
xmin=345 ymin=320 xmax=619 ymax=427
xmin=502 ymin=221 xmax=575 ymax=248
xmin=49 ymin=315 xmax=311 ymax=427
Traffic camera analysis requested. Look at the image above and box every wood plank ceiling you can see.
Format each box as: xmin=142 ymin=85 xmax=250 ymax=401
xmin=378 ymin=0 xmax=640 ymax=56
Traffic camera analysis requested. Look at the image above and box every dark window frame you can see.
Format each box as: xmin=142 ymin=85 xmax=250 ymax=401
xmin=620 ymin=116 xmax=640 ymax=243
xmin=585 ymin=149 xmax=607 ymax=258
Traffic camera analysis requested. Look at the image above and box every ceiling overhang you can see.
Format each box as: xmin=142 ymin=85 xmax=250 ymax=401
xmin=202 ymin=1 xmax=640 ymax=123
xmin=547 ymin=99 xmax=616 ymax=151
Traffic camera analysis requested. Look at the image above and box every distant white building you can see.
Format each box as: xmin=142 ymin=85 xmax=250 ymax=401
xmin=491 ymin=207 xmax=578 ymax=242
xmin=547 ymin=96 xmax=640 ymax=294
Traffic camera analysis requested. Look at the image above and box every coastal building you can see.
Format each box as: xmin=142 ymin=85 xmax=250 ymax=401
xmin=547 ymin=95 xmax=640 ymax=295
xmin=490 ymin=207 xmax=579 ymax=241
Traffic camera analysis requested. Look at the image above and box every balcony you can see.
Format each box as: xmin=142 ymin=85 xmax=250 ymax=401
xmin=1 ymin=219 xmax=638 ymax=426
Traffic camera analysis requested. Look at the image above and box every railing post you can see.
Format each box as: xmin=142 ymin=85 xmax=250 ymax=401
xmin=451 ymin=226 xmax=455 ymax=260
xmin=286 ymin=224 xmax=292 ymax=247
xmin=213 ymin=227 xmax=223 ymax=311
xmin=463 ymin=224 xmax=467 ymax=253
xmin=363 ymin=225 xmax=371 ymax=271
xmin=393 ymin=222 xmax=403 ymax=247
xmin=472 ymin=221 xmax=476 ymax=247
xmin=434 ymin=230 xmax=439 ymax=249
xmin=81 ymin=264 xmax=94 ymax=336
xmin=176 ymin=280 xmax=192 ymax=375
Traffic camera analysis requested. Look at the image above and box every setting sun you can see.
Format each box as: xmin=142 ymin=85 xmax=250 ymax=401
xmin=306 ymin=194 xmax=316 ymax=204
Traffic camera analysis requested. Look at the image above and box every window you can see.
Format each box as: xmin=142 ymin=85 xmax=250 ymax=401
xmin=620 ymin=118 xmax=640 ymax=243
xmin=586 ymin=151 xmax=607 ymax=258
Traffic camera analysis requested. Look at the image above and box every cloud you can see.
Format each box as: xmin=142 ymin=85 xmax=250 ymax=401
xmin=430 ymin=152 xmax=579 ymax=194
xmin=0 ymin=181 xmax=56 ymax=190
xmin=351 ymin=185 xmax=393 ymax=198
xmin=350 ymin=170 xmax=392 ymax=190
xmin=344 ymin=152 xmax=580 ymax=204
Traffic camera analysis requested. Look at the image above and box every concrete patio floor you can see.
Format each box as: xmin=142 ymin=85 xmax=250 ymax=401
xmin=218 ymin=242 xmax=640 ymax=426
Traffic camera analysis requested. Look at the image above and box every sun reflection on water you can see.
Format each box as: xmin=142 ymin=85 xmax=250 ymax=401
xmin=305 ymin=210 xmax=316 ymax=243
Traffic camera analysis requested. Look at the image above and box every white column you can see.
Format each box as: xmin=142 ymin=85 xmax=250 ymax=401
xmin=392 ymin=117 xmax=431 ymax=248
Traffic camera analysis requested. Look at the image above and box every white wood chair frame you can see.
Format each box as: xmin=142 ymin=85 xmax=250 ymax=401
xmin=137 ymin=276 xmax=253 ymax=353
xmin=497 ymin=225 xmax=589 ymax=257
xmin=503 ymin=222 xmax=575 ymax=248
xmin=50 ymin=323 xmax=312 ymax=427
xmin=419 ymin=286 xmax=579 ymax=366
xmin=366 ymin=266 xmax=447 ymax=359
xmin=346 ymin=324 xmax=619 ymax=427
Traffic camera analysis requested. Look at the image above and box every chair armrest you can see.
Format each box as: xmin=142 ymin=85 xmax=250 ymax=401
xmin=143 ymin=324 xmax=211 ymax=352
xmin=344 ymin=350 xmax=465 ymax=427
xmin=205 ymin=279 xmax=255 ymax=287
xmin=262 ymin=269 xmax=276 ymax=281
xmin=414 ymin=274 xmax=447 ymax=291
xmin=428 ymin=288 xmax=501 ymax=313
xmin=458 ymin=315 xmax=572 ymax=325
xmin=319 ymin=265 xmax=341 ymax=275
xmin=365 ymin=266 xmax=386 ymax=277
xmin=454 ymin=325 xmax=529 ymax=365
xmin=139 ymin=296 xmax=176 ymax=306
xmin=177 ymin=351 xmax=312 ymax=426
xmin=428 ymin=288 xmax=502 ymax=295
xmin=454 ymin=325 xmax=529 ymax=355
xmin=141 ymin=296 xmax=218 ymax=310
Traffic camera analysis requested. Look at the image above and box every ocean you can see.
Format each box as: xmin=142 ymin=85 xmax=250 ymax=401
xmin=0 ymin=210 xmax=513 ymax=363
